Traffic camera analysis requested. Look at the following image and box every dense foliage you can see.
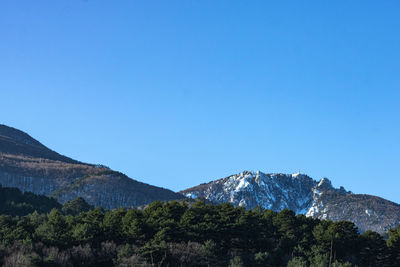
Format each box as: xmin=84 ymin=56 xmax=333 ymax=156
xmin=0 ymin=185 xmax=61 ymax=216
xmin=0 ymin=199 xmax=399 ymax=266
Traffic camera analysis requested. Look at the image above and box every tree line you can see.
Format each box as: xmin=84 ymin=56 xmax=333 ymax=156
xmin=0 ymin=186 xmax=399 ymax=266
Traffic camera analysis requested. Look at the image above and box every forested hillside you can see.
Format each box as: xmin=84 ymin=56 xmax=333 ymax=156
xmin=0 ymin=184 xmax=61 ymax=216
xmin=1 ymin=200 xmax=399 ymax=266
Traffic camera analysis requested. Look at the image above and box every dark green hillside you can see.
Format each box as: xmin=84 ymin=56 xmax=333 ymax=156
xmin=0 ymin=184 xmax=61 ymax=216
xmin=0 ymin=185 xmax=94 ymax=217
xmin=0 ymin=200 xmax=399 ymax=266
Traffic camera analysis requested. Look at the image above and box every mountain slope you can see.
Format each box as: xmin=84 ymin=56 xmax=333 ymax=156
xmin=0 ymin=124 xmax=79 ymax=164
xmin=180 ymin=171 xmax=400 ymax=233
xmin=0 ymin=124 xmax=183 ymax=209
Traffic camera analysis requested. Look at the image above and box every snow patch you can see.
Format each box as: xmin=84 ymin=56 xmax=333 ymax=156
xmin=186 ymin=193 xmax=197 ymax=199
xmin=365 ymin=209 xmax=372 ymax=216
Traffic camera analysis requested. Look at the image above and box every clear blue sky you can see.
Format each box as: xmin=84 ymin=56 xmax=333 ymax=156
xmin=1 ymin=1 xmax=399 ymax=203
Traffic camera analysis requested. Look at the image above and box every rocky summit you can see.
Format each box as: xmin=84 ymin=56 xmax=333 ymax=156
xmin=0 ymin=124 xmax=183 ymax=209
xmin=180 ymin=171 xmax=400 ymax=233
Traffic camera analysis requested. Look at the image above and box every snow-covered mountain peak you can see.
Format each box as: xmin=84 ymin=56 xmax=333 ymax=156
xmin=181 ymin=171 xmax=400 ymax=234
xmin=181 ymin=171 xmax=318 ymax=212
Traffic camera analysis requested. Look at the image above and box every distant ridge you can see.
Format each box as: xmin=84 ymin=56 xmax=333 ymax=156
xmin=0 ymin=124 xmax=184 ymax=209
xmin=180 ymin=171 xmax=400 ymax=233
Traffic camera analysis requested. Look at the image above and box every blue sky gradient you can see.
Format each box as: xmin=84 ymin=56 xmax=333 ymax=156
xmin=1 ymin=1 xmax=399 ymax=202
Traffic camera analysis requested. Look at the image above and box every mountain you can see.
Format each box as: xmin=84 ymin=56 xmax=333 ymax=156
xmin=0 ymin=124 xmax=183 ymax=209
xmin=0 ymin=124 xmax=79 ymax=164
xmin=180 ymin=171 xmax=400 ymax=233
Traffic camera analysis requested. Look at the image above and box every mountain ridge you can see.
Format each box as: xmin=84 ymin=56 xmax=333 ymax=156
xmin=0 ymin=124 xmax=81 ymax=164
xmin=0 ymin=124 xmax=184 ymax=209
xmin=1 ymin=124 xmax=399 ymax=234
xmin=180 ymin=170 xmax=400 ymax=233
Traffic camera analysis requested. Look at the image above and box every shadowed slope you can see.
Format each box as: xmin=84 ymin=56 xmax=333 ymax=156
xmin=0 ymin=125 xmax=183 ymax=209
